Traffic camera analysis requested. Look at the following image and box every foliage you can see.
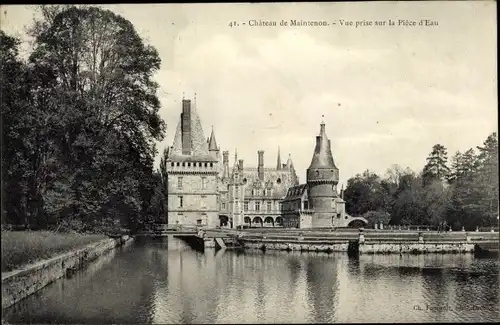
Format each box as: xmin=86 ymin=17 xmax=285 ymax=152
xmin=422 ymin=144 xmax=450 ymax=185
xmin=362 ymin=210 xmax=391 ymax=227
xmin=1 ymin=6 xmax=167 ymax=234
xmin=344 ymin=135 xmax=498 ymax=230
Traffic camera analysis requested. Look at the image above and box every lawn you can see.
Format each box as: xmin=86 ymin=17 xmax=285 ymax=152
xmin=1 ymin=231 xmax=108 ymax=273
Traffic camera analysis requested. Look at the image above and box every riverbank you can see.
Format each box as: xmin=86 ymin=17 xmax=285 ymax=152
xmin=1 ymin=231 xmax=109 ymax=272
xmin=1 ymin=233 xmax=133 ymax=309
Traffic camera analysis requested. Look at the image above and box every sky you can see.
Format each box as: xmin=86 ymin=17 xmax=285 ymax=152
xmin=1 ymin=2 xmax=497 ymax=186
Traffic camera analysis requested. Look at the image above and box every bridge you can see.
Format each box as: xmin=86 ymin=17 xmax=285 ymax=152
xmin=136 ymin=224 xmax=499 ymax=253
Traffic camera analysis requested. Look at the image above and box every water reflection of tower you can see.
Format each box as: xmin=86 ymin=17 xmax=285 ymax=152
xmin=287 ymin=254 xmax=303 ymax=302
xmin=305 ymin=255 xmax=339 ymax=323
xmin=254 ymin=252 xmax=267 ymax=320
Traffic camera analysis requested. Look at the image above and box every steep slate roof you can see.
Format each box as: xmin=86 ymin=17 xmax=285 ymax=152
xmin=309 ymin=121 xmax=337 ymax=169
xmin=209 ymin=127 xmax=218 ymax=151
xmin=169 ymin=100 xmax=217 ymax=162
xmin=283 ymin=184 xmax=308 ymax=201
xmin=239 ymin=167 xmax=298 ymax=198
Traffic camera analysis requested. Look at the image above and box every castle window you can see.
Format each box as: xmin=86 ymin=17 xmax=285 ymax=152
xmin=222 ymin=203 xmax=226 ymax=209
xmin=267 ymin=201 xmax=272 ymax=211
xmin=244 ymin=202 xmax=248 ymax=211
xmin=304 ymin=200 xmax=309 ymax=210
xmin=235 ymin=186 xmax=239 ymax=196
xmin=276 ymin=178 xmax=281 ymax=184
xmin=255 ymin=201 xmax=260 ymax=211
xmin=171 ymin=162 xmax=174 ymax=167
xmin=182 ymin=162 xmax=185 ymax=167
xmin=337 ymin=213 xmax=341 ymax=219
xmin=205 ymin=163 xmax=208 ymax=167
xmin=243 ymin=178 xmax=247 ymax=184
xmin=188 ymin=162 xmax=191 ymax=167
xmin=177 ymin=177 xmax=183 ymax=189
xmin=201 ymin=177 xmax=207 ymax=190
xmin=178 ymin=196 xmax=183 ymax=208
xmin=210 ymin=163 xmax=213 ymax=167
xmin=235 ymin=202 xmax=239 ymax=211
xmin=176 ymin=162 xmax=180 ymax=167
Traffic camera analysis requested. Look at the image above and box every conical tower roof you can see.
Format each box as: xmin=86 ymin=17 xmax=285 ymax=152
xmin=309 ymin=121 xmax=337 ymax=169
xmin=209 ymin=126 xmax=218 ymax=151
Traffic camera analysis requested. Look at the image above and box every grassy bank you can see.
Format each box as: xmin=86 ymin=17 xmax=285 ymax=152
xmin=1 ymin=231 xmax=108 ymax=273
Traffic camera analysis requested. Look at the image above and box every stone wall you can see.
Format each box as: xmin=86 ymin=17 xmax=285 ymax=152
xmin=242 ymin=238 xmax=349 ymax=252
xmin=1 ymin=235 xmax=133 ymax=309
xmin=239 ymin=234 xmax=477 ymax=255
xmin=359 ymin=242 xmax=475 ymax=254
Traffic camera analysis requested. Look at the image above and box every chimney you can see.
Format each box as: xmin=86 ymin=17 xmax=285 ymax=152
xmin=276 ymin=146 xmax=282 ymax=170
xmin=222 ymin=151 xmax=230 ymax=179
xmin=181 ymin=99 xmax=192 ymax=155
xmin=258 ymin=150 xmax=264 ymax=181
xmin=238 ymin=159 xmax=244 ymax=171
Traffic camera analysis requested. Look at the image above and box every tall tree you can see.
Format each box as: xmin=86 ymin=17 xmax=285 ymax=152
xmin=344 ymin=170 xmax=390 ymax=216
xmin=1 ymin=31 xmax=33 ymax=227
xmin=2 ymin=6 xmax=166 ymax=232
xmin=423 ymin=144 xmax=450 ymax=185
xmin=475 ymin=133 xmax=499 ymax=226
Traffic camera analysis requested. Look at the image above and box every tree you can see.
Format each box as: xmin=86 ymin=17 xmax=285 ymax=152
xmin=445 ymin=148 xmax=483 ymax=229
xmin=423 ymin=144 xmax=450 ymax=185
xmin=158 ymin=147 xmax=169 ymax=223
xmin=363 ymin=210 xmax=391 ymax=228
xmin=344 ymin=170 xmax=390 ymax=216
xmin=1 ymin=31 xmax=33 ymax=227
xmin=3 ymin=6 xmax=167 ymax=233
xmin=475 ymin=133 xmax=499 ymax=226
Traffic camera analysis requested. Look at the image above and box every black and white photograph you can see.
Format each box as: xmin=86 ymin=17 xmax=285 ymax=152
xmin=1 ymin=1 xmax=498 ymax=324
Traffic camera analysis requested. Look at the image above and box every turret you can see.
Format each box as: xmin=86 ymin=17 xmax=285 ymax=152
xmin=208 ymin=126 xmax=219 ymax=159
xmin=307 ymin=121 xmax=339 ymax=185
xmin=306 ymin=120 xmax=340 ymax=227
xmin=286 ymin=153 xmax=294 ymax=169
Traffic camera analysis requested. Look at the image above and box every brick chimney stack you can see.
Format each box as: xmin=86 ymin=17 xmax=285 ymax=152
xmin=258 ymin=150 xmax=264 ymax=181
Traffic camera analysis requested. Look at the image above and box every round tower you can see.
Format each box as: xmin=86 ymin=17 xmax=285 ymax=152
xmin=306 ymin=121 xmax=339 ymax=227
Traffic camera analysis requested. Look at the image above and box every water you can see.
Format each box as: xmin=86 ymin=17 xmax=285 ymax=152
xmin=3 ymin=237 xmax=499 ymax=323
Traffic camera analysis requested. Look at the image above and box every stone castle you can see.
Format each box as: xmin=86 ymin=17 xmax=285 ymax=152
xmin=165 ymin=98 xmax=366 ymax=229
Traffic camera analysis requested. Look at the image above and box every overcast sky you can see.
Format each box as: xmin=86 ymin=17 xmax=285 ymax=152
xmin=2 ymin=2 xmax=497 ymax=186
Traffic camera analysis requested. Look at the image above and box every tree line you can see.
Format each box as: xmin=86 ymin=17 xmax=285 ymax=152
xmin=1 ymin=6 xmax=168 ymax=233
xmin=343 ymin=135 xmax=498 ymax=230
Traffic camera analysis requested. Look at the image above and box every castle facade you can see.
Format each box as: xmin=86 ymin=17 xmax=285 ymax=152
xmin=165 ymin=98 xmax=366 ymax=229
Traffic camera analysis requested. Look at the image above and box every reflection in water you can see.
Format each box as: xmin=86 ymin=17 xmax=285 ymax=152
xmin=2 ymin=237 xmax=499 ymax=324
